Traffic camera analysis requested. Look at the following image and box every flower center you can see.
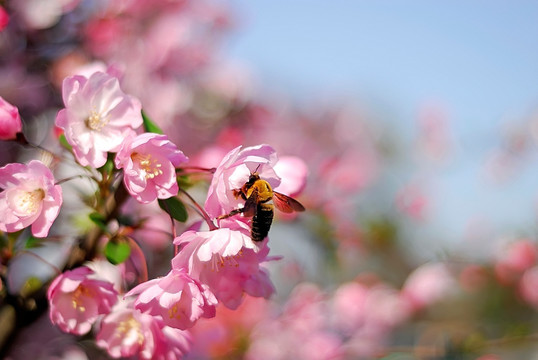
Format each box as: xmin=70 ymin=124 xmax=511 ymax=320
xmin=85 ymin=110 xmax=108 ymax=131
xmin=168 ymin=302 xmax=183 ymax=320
xmin=71 ymin=285 xmax=93 ymax=312
xmin=115 ymin=316 xmax=144 ymax=345
xmin=14 ymin=188 xmax=45 ymax=215
xmin=131 ymin=153 xmax=163 ymax=179
xmin=209 ymin=251 xmax=243 ymax=272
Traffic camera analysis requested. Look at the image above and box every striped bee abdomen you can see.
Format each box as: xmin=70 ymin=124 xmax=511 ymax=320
xmin=251 ymin=203 xmax=274 ymax=242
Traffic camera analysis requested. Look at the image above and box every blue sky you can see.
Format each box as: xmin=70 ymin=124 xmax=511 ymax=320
xmin=225 ymin=1 xmax=538 ymax=252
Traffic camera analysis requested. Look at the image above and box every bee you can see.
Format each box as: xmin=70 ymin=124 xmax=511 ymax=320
xmin=218 ymin=171 xmax=305 ymax=241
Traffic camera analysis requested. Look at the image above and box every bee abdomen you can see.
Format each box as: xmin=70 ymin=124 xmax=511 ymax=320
xmin=251 ymin=204 xmax=274 ymax=242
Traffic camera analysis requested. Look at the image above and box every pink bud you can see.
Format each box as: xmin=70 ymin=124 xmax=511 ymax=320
xmin=0 ymin=96 xmax=22 ymax=140
xmin=0 ymin=6 xmax=9 ymax=32
xmin=47 ymin=266 xmax=118 ymax=335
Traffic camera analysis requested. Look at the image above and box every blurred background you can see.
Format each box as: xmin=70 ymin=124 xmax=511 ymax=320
xmin=224 ymin=0 xmax=538 ymax=255
xmin=2 ymin=1 xmax=538 ymax=359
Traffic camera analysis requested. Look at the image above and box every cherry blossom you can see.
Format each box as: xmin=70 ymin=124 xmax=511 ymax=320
xmin=96 ymin=298 xmax=191 ymax=359
xmin=494 ymin=239 xmax=538 ymax=285
xmin=0 ymin=96 xmax=22 ymax=140
xmin=126 ymin=268 xmax=217 ymax=330
xmin=400 ymin=262 xmax=456 ymax=312
xmin=204 ymin=144 xmax=281 ymax=219
xmin=115 ymin=133 xmax=188 ymax=203
xmin=0 ymin=160 xmax=62 ymax=237
xmin=47 ymin=266 xmax=118 ymax=335
xmin=0 ymin=6 xmax=8 ymax=31
xmin=273 ymin=155 xmax=308 ymax=197
xmin=172 ymin=222 xmax=275 ymax=309
xmin=55 ymin=71 xmax=143 ymax=168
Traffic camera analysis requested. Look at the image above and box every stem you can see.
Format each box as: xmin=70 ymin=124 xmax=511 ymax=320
xmin=15 ymin=250 xmax=61 ymax=276
xmin=55 ymin=174 xmax=97 ymax=185
xmin=178 ymin=187 xmax=218 ymax=231
xmin=177 ymin=166 xmax=216 ymax=173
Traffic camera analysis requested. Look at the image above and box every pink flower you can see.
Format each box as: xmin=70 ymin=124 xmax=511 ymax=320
xmin=273 ymin=155 xmax=308 ymax=197
xmin=47 ymin=266 xmax=118 ymax=335
xmin=495 ymin=239 xmax=537 ymax=284
xmin=332 ymin=282 xmax=369 ymax=334
xmin=246 ymin=284 xmax=343 ymax=360
xmin=204 ymin=144 xmax=281 ymax=219
xmin=115 ymin=133 xmax=188 ymax=203
xmin=519 ymin=266 xmax=538 ymax=308
xmin=126 ymin=268 xmax=217 ymax=330
xmin=157 ymin=326 xmax=193 ymax=360
xmin=0 ymin=160 xmax=62 ymax=237
xmin=96 ymin=299 xmax=191 ymax=359
xmin=172 ymin=223 xmax=275 ymax=309
xmin=0 ymin=6 xmax=8 ymax=31
xmin=0 ymin=96 xmax=22 ymax=140
xmin=55 ymin=71 xmax=143 ymax=168
xmin=401 ymin=262 xmax=456 ymax=312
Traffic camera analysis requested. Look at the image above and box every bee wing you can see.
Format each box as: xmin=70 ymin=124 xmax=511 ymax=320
xmin=273 ymin=192 xmax=305 ymax=213
xmin=242 ymin=188 xmax=259 ymax=217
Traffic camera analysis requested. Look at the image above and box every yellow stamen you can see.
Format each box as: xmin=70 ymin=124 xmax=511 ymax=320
xmin=85 ymin=110 xmax=108 ymax=131
xmin=131 ymin=153 xmax=163 ymax=179
xmin=168 ymin=302 xmax=182 ymax=320
xmin=17 ymin=189 xmax=45 ymax=215
xmin=115 ymin=316 xmax=144 ymax=345
xmin=71 ymin=285 xmax=93 ymax=312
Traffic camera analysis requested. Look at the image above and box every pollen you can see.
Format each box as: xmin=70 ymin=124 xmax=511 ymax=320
xmin=85 ymin=110 xmax=108 ymax=131
xmin=168 ymin=302 xmax=182 ymax=320
xmin=16 ymin=188 xmax=45 ymax=215
xmin=71 ymin=285 xmax=93 ymax=312
xmin=115 ymin=316 xmax=144 ymax=345
xmin=131 ymin=153 xmax=163 ymax=179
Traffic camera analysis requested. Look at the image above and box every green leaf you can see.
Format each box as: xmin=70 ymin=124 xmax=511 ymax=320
xmin=158 ymin=197 xmax=188 ymax=222
xmin=98 ymin=153 xmax=115 ymax=175
xmin=89 ymin=212 xmax=108 ymax=232
xmin=104 ymin=239 xmax=131 ymax=265
xmin=142 ymin=110 xmax=163 ymax=134
xmin=20 ymin=276 xmax=42 ymax=297
xmin=177 ymin=175 xmax=194 ymax=189
xmin=25 ymin=235 xmax=42 ymax=249
xmin=58 ymin=134 xmax=72 ymax=151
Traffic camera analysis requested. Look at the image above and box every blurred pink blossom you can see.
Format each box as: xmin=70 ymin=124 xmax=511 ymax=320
xmin=395 ymin=182 xmax=429 ymax=220
xmin=187 ymin=297 xmax=270 ymax=359
xmin=401 ymin=262 xmax=456 ymax=312
xmin=55 ymin=71 xmax=142 ymax=168
xmin=127 ymin=200 xmax=174 ymax=251
xmin=519 ymin=266 xmax=538 ymax=308
xmin=0 ymin=96 xmax=22 ymax=140
xmin=0 ymin=6 xmax=8 ymax=31
xmin=246 ymin=283 xmax=343 ymax=360
xmin=172 ymin=223 xmax=275 ymax=309
xmin=332 ymin=282 xmax=369 ymax=334
xmin=47 ymin=266 xmax=118 ymax=335
xmin=115 ymin=133 xmax=188 ymax=203
xmin=204 ymin=144 xmax=281 ymax=219
xmin=12 ymin=0 xmax=79 ymax=29
xmin=273 ymin=155 xmax=308 ymax=197
xmin=494 ymin=239 xmax=537 ymax=285
xmin=0 ymin=160 xmax=62 ymax=237
xmin=319 ymin=148 xmax=378 ymax=195
xmin=126 ymin=268 xmax=217 ymax=330
xmin=158 ymin=325 xmax=193 ymax=360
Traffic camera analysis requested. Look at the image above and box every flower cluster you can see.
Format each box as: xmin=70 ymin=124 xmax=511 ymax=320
xmin=0 ymin=59 xmax=307 ymax=358
xmin=42 ymin=137 xmax=305 ymax=358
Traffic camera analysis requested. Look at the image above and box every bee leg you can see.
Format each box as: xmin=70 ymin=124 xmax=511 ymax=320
xmin=217 ymin=208 xmax=244 ymax=220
